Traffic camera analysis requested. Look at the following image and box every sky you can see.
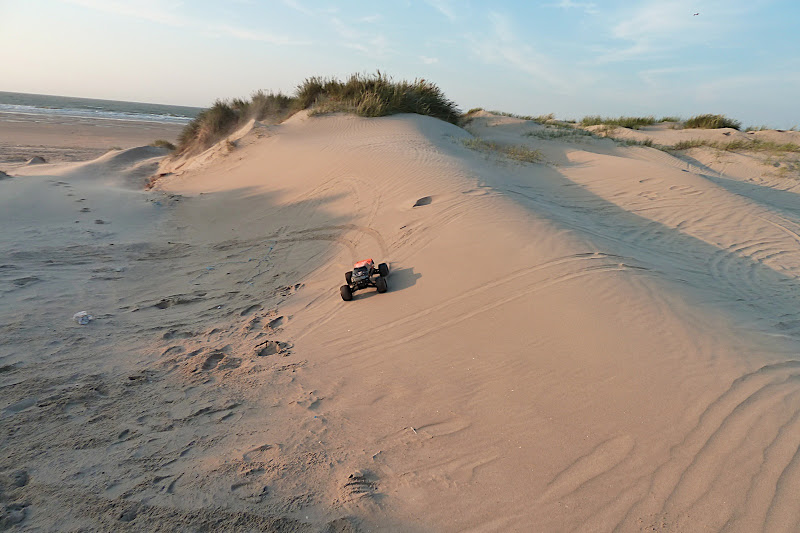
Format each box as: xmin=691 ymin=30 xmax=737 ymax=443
xmin=1 ymin=0 xmax=799 ymax=128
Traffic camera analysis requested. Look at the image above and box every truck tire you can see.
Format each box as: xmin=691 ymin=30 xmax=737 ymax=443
xmin=378 ymin=263 xmax=389 ymax=277
xmin=376 ymin=276 xmax=388 ymax=293
xmin=345 ymin=271 xmax=352 ymax=284
xmin=340 ymin=285 xmax=353 ymax=301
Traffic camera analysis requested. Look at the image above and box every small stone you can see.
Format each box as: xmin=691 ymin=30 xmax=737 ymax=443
xmin=72 ymin=311 xmax=94 ymax=325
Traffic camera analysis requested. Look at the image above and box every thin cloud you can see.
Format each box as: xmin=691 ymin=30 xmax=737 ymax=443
xmin=281 ymin=0 xmax=338 ymax=17
xmin=468 ymin=11 xmax=570 ymax=90
xmin=547 ymin=0 xmax=598 ymax=15
xmin=358 ymin=14 xmax=382 ymax=24
xmin=60 ymin=0 xmax=308 ymax=46
xmin=696 ymin=71 xmax=800 ymax=100
xmin=637 ymin=65 xmax=709 ymax=89
xmin=281 ymin=0 xmax=313 ymax=16
xmin=598 ymin=0 xmax=751 ymax=63
xmin=426 ymin=0 xmax=457 ymax=22
xmin=331 ymin=17 xmax=391 ymax=58
xmin=420 ymin=56 xmax=439 ymax=65
xmin=61 ymin=0 xmax=187 ymax=27
xmin=213 ymin=24 xmax=310 ymax=45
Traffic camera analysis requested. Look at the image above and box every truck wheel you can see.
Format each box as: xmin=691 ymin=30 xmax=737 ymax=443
xmin=378 ymin=263 xmax=389 ymax=277
xmin=345 ymin=271 xmax=352 ymax=284
xmin=340 ymin=285 xmax=353 ymax=301
xmin=376 ymin=276 xmax=388 ymax=293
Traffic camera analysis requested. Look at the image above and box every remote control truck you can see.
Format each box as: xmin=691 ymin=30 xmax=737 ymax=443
xmin=340 ymin=259 xmax=389 ymax=301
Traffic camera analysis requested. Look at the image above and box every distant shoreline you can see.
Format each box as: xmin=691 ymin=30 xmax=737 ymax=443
xmin=0 ymin=111 xmax=184 ymax=168
xmin=0 ymin=91 xmax=202 ymax=126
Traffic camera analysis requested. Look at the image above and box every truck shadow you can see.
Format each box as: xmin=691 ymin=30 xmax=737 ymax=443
xmin=387 ymin=266 xmax=421 ymax=291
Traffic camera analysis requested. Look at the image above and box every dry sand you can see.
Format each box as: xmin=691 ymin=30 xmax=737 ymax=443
xmin=2 ymin=110 xmax=800 ymax=532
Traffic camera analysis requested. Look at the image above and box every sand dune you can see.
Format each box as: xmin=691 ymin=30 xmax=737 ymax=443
xmin=2 ymin=112 xmax=800 ymax=531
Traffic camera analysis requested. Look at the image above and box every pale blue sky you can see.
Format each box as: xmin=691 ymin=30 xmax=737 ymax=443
xmin=2 ymin=0 xmax=798 ymax=128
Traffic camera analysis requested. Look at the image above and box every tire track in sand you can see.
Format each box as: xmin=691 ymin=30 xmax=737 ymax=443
xmin=325 ymin=252 xmax=648 ymax=362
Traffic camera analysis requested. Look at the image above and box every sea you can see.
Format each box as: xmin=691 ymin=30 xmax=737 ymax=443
xmin=0 ymin=91 xmax=202 ymax=125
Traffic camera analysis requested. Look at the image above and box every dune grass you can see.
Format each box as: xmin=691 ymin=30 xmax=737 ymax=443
xmin=670 ymin=138 xmax=800 ymax=153
xmin=684 ymin=114 xmax=741 ymax=130
xmin=462 ymin=137 xmax=542 ymax=163
xmin=524 ymin=127 xmax=596 ymax=140
xmin=484 ymin=111 xmax=559 ymax=124
xmin=580 ymin=115 xmax=656 ymax=129
xmin=150 ymin=139 xmax=176 ymax=150
xmin=299 ymin=71 xmax=459 ymax=124
xmin=177 ymin=92 xmax=294 ymax=153
xmin=177 ymin=72 xmax=460 ymax=153
xmin=460 ymin=109 xmax=560 ymax=127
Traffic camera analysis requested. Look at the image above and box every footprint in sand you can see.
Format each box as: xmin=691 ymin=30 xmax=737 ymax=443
xmin=201 ymin=352 xmax=224 ymax=370
xmin=12 ymin=277 xmax=40 ymax=287
xmin=240 ymin=304 xmax=262 ymax=316
xmin=154 ymin=292 xmax=207 ymax=309
xmin=162 ymin=329 xmax=194 ymax=340
xmin=161 ymin=346 xmax=184 ymax=356
xmin=255 ymin=340 xmax=291 ymax=357
xmin=266 ymin=315 xmax=285 ymax=330
xmin=118 ymin=505 xmax=139 ymax=522
xmin=338 ymin=470 xmax=378 ymax=503
xmin=199 ymin=351 xmax=242 ymax=371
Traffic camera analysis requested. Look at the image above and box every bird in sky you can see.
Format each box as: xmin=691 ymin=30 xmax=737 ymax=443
xmin=693 ymin=12 xmax=700 ymax=16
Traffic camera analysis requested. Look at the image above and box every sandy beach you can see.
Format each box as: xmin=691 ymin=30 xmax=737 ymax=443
xmin=2 ymin=109 xmax=800 ymax=532
xmin=0 ymin=111 xmax=184 ymax=170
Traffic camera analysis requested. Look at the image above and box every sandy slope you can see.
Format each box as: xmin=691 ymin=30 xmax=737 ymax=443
xmin=2 ymin=112 xmax=800 ymax=531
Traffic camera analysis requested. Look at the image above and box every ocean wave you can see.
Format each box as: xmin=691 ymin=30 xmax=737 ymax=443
xmin=0 ymin=103 xmax=194 ymax=124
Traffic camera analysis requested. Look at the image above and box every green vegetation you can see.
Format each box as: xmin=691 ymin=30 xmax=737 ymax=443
xmin=460 ymin=109 xmax=558 ymax=127
xmin=684 ymin=114 xmax=741 ymax=130
xmin=177 ymin=91 xmax=294 ymax=152
xmin=659 ymin=116 xmax=681 ymax=123
xmin=670 ymin=138 xmax=800 ymax=153
xmin=298 ymin=71 xmax=459 ymax=123
xmin=524 ymin=127 xmax=596 ymax=140
xmin=580 ymin=115 xmax=656 ymax=129
xmin=671 ymin=139 xmax=706 ymax=150
xmin=621 ymin=138 xmax=654 ymax=147
xmin=487 ymin=110 xmax=536 ymax=121
xmin=177 ymin=72 xmax=460 ymax=153
xmin=594 ymin=124 xmax=619 ymax=136
xmin=462 ymin=137 xmax=542 ymax=163
xmin=248 ymin=90 xmax=295 ymax=121
xmin=484 ymin=111 xmax=557 ymax=124
xmin=531 ymin=113 xmax=557 ymax=124
xmin=150 ymin=139 xmax=176 ymax=150
xmin=773 ymin=160 xmax=800 ymax=179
